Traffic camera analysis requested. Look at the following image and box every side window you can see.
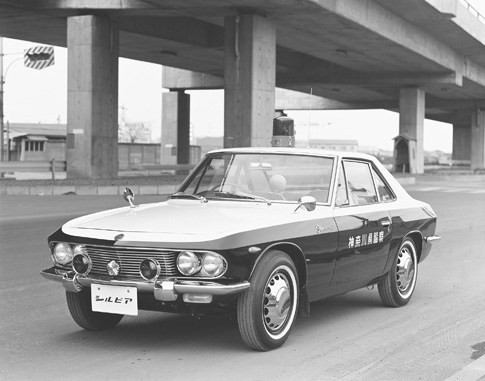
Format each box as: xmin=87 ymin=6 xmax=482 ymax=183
xmin=335 ymin=162 xmax=349 ymax=206
xmin=371 ymin=166 xmax=395 ymax=202
xmin=343 ymin=161 xmax=378 ymax=205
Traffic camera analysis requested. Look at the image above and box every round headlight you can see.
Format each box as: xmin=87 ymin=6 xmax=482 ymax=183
xmin=177 ymin=251 xmax=201 ymax=276
xmin=140 ymin=258 xmax=160 ymax=280
xmin=53 ymin=242 xmax=73 ymax=265
xmin=72 ymin=253 xmax=92 ymax=275
xmin=201 ymin=252 xmax=226 ymax=277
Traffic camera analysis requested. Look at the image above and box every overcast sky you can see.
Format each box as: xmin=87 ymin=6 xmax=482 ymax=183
xmin=2 ymin=0 xmax=485 ymax=152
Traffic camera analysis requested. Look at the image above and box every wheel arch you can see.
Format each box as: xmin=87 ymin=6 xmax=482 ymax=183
xmin=403 ymin=231 xmax=423 ymax=262
xmin=252 ymin=242 xmax=307 ymax=290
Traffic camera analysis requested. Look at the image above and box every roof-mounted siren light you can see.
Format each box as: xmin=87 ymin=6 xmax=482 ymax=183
xmin=271 ymin=116 xmax=295 ymax=147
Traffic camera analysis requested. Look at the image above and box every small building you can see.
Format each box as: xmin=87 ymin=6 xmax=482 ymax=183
xmin=7 ymin=123 xmax=66 ymax=162
xmin=5 ymin=123 xmax=201 ymax=169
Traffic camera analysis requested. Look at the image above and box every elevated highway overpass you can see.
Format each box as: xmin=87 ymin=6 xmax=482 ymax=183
xmin=1 ymin=0 xmax=485 ymax=177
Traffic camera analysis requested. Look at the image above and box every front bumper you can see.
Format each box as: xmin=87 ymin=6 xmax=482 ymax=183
xmin=40 ymin=267 xmax=250 ymax=302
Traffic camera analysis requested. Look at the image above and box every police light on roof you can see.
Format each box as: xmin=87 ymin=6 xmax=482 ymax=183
xmin=271 ymin=116 xmax=295 ymax=147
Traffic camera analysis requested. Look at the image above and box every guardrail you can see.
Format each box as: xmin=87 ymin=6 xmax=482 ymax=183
xmin=0 ymin=159 xmax=66 ymax=181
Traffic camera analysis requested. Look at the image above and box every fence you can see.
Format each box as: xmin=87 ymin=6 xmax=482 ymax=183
xmin=0 ymin=159 xmax=66 ymax=181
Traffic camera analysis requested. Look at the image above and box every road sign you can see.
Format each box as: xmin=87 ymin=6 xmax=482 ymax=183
xmin=24 ymin=46 xmax=54 ymax=70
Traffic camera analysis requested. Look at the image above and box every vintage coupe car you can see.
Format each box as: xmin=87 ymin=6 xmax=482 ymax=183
xmin=41 ymin=147 xmax=440 ymax=351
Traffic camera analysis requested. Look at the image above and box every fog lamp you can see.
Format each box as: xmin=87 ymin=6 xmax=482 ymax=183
xmin=177 ymin=251 xmax=201 ymax=276
xmin=72 ymin=253 xmax=92 ymax=275
xmin=140 ymin=259 xmax=160 ymax=280
xmin=201 ymin=252 xmax=226 ymax=277
xmin=53 ymin=243 xmax=73 ymax=265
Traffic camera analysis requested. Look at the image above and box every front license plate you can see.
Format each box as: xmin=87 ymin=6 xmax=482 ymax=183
xmin=91 ymin=284 xmax=138 ymax=316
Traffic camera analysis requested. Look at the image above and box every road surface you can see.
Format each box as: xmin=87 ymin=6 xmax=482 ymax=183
xmin=1 ymin=186 xmax=484 ymax=381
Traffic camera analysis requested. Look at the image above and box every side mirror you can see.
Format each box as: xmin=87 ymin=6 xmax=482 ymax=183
xmin=294 ymin=196 xmax=317 ymax=213
xmin=123 ymin=187 xmax=137 ymax=208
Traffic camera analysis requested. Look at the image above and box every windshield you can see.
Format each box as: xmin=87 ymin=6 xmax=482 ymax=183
xmin=178 ymin=152 xmax=335 ymax=203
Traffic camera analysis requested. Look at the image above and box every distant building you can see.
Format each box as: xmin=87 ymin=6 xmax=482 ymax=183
xmin=5 ymin=123 xmax=200 ymax=169
xmin=7 ymin=123 xmax=66 ymax=162
xmin=302 ymin=139 xmax=359 ymax=151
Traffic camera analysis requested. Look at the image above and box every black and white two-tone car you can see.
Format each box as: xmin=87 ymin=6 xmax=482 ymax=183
xmin=41 ymin=147 xmax=440 ymax=351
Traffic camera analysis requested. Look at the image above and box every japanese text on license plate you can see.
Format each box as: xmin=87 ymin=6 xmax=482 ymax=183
xmin=91 ymin=284 xmax=138 ymax=316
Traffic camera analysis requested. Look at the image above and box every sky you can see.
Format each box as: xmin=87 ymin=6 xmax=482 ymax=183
xmin=2 ymin=0 xmax=484 ymax=153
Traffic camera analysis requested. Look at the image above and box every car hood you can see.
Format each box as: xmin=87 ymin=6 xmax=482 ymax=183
xmin=62 ymin=199 xmax=331 ymax=244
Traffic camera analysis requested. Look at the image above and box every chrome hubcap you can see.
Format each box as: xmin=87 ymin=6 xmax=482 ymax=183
xmin=263 ymin=272 xmax=292 ymax=333
xmin=396 ymin=246 xmax=415 ymax=296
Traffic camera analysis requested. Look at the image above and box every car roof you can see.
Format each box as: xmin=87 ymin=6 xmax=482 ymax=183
xmin=207 ymin=146 xmax=377 ymax=161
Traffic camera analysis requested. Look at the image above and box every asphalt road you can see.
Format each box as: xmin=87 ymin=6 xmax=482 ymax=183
xmin=1 ymin=187 xmax=484 ymax=381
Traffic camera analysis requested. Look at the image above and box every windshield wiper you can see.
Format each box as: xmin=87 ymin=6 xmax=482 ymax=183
xmin=169 ymin=192 xmax=207 ymax=203
xmin=214 ymin=191 xmax=271 ymax=205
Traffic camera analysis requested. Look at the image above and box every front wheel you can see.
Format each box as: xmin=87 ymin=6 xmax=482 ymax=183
xmin=66 ymin=290 xmax=124 ymax=331
xmin=237 ymin=251 xmax=299 ymax=351
xmin=378 ymin=238 xmax=418 ymax=307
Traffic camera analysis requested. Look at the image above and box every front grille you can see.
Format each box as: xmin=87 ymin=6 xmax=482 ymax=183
xmin=85 ymin=244 xmax=179 ymax=279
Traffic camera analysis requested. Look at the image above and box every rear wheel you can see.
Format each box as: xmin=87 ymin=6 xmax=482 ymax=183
xmin=237 ymin=251 xmax=299 ymax=351
xmin=378 ymin=238 xmax=418 ymax=307
xmin=66 ymin=290 xmax=124 ymax=331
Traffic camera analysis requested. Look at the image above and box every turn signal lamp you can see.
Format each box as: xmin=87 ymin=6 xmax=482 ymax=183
xmin=72 ymin=253 xmax=92 ymax=275
xmin=140 ymin=259 xmax=161 ymax=280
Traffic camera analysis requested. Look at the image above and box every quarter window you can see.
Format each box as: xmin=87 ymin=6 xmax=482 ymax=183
xmin=371 ymin=166 xmax=395 ymax=201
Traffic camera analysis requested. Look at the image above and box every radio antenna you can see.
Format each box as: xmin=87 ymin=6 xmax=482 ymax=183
xmin=307 ymin=87 xmax=313 ymax=148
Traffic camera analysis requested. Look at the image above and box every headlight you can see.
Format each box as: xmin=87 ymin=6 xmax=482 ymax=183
xmin=177 ymin=251 xmax=227 ymax=277
xmin=53 ymin=242 xmax=74 ymax=265
xmin=201 ymin=252 xmax=226 ymax=277
xmin=177 ymin=251 xmax=201 ymax=276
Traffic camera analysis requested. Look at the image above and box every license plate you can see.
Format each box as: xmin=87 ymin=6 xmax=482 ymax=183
xmin=91 ymin=284 xmax=138 ymax=316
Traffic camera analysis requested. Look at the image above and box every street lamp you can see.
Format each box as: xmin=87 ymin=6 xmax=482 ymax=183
xmin=0 ymin=38 xmax=54 ymax=163
xmin=1 ymin=38 xmax=23 ymax=163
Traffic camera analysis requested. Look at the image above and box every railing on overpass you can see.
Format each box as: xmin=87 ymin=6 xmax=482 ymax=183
xmin=459 ymin=0 xmax=485 ymax=24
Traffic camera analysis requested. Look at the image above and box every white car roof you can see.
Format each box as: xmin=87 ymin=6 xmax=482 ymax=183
xmin=208 ymin=146 xmax=377 ymax=161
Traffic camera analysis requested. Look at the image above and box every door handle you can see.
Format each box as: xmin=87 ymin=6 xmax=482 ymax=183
xmin=381 ymin=219 xmax=391 ymax=227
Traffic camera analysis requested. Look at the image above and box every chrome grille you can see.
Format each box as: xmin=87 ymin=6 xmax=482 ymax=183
xmin=85 ymin=244 xmax=179 ymax=279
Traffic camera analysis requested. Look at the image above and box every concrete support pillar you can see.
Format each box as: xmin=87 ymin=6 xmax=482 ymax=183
xmin=471 ymin=109 xmax=485 ymax=171
xmin=452 ymin=123 xmax=471 ymax=163
xmin=66 ymin=15 xmax=119 ymax=178
xmin=224 ymin=14 xmax=276 ymax=148
xmin=399 ymin=88 xmax=425 ymax=174
xmin=161 ymin=91 xmax=190 ymax=165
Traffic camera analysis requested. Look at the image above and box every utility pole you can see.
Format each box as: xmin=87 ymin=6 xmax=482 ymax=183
xmin=1 ymin=37 xmax=4 ymax=164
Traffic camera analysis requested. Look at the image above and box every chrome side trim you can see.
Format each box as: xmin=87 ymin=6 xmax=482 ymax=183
xmin=40 ymin=267 xmax=250 ymax=301
xmin=424 ymin=235 xmax=442 ymax=243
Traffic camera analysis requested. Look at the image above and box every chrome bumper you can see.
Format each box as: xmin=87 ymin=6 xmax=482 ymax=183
xmin=424 ymin=235 xmax=442 ymax=243
xmin=40 ymin=267 xmax=250 ymax=302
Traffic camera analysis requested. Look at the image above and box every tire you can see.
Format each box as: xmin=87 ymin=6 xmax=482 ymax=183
xmin=237 ymin=251 xmax=299 ymax=351
xmin=378 ymin=238 xmax=418 ymax=307
xmin=66 ymin=290 xmax=124 ymax=331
